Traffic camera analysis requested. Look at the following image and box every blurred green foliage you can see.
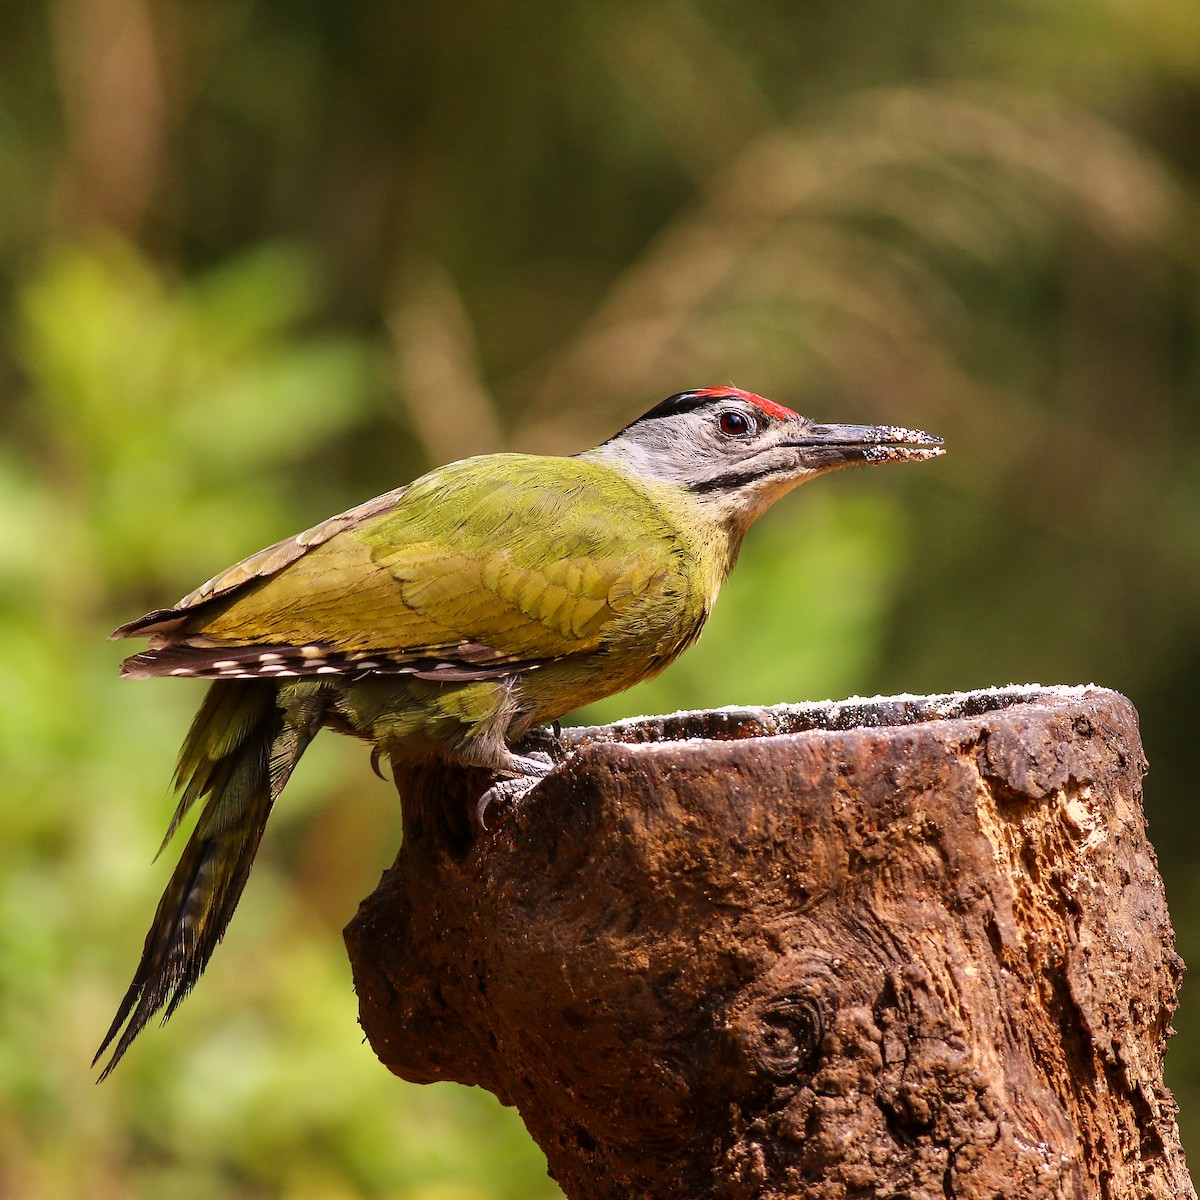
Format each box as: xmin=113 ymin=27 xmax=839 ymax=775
xmin=4 ymin=0 xmax=1200 ymax=1194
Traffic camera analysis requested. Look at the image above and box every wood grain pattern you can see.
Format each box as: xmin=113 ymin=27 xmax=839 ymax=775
xmin=348 ymin=687 xmax=1192 ymax=1199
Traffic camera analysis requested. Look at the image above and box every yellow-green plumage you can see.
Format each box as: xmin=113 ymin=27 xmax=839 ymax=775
xmin=96 ymin=388 xmax=942 ymax=1076
xmin=200 ymin=456 xmax=725 ymax=751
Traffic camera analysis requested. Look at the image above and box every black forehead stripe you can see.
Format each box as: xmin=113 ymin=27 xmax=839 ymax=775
xmin=634 ymin=391 xmax=715 ymax=422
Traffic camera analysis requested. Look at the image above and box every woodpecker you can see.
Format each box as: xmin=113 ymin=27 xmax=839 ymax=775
xmin=95 ymin=387 xmax=942 ymax=1077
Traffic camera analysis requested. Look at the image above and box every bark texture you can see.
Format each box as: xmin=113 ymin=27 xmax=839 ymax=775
xmin=346 ymin=686 xmax=1192 ymax=1199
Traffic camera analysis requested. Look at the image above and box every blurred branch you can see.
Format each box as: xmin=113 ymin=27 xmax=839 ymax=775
xmin=387 ymin=262 xmax=505 ymax=463
xmin=50 ymin=0 xmax=168 ymax=240
xmin=592 ymin=0 xmax=774 ymax=181
xmin=514 ymin=84 xmax=1191 ymax=449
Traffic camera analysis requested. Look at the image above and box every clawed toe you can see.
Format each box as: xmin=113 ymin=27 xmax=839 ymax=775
xmin=474 ymin=749 xmax=565 ymax=831
xmin=475 ymin=774 xmax=540 ymax=831
xmin=508 ymin=749 xmax=556 ymax=778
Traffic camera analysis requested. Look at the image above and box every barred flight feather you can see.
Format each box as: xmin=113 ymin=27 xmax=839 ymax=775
xmin=119 ymin=642 xmax=547 ymax=682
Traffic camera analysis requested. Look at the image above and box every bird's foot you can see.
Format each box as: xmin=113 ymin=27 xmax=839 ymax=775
xmin=475 ymin=750 xmax=556 ymax=831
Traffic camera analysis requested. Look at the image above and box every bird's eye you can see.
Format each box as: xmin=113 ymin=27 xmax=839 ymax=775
xmin=718 ymin=410 xmax=754 ymax=437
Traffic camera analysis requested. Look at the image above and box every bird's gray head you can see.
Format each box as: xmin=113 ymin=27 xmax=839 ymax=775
xmin=584 ymin=387 xmax=944 ymax=527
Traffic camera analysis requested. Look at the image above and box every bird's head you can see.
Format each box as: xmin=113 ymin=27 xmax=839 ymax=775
xmin=585 ymin=387 xmax=944 ymax=531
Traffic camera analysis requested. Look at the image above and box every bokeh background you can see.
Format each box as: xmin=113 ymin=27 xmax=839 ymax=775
xmin=4 ymin=1 xmax=1200 ymax=1195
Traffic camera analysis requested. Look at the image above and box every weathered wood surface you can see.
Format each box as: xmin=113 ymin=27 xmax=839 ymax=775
xmin=345 ymin=686 xmax=1192 ymax=1199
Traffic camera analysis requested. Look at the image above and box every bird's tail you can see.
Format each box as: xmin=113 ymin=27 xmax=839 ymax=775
xmin=94 ymin=679 xmax=326 ymax=1079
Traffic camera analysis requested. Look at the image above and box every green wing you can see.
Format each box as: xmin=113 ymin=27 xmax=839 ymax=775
xmin=117 ymin=454 xmax=697 ymax=680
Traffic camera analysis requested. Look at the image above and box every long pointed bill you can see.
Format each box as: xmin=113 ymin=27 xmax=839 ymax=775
xmin=786 ymin=423 xmax=944 ymax=471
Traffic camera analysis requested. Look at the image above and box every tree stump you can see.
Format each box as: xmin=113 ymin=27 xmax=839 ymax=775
xmin=345 ymin=686 xmax=1192 ymax=1199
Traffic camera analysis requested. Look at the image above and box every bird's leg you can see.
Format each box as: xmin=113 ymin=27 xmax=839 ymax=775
xmin=513 ymin=721 xmax=568 ymax=764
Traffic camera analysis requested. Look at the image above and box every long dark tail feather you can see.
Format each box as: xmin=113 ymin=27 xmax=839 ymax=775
xmin=94 ymin=680 xmax=325 ymax=1080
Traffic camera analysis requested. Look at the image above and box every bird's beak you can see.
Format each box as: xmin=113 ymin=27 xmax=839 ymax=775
xmin=784 ymin=423 xmax=944 ymax=472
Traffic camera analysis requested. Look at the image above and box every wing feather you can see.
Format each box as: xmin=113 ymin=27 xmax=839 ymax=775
xmin=116 ymin=455 xmax=696 ymax=680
